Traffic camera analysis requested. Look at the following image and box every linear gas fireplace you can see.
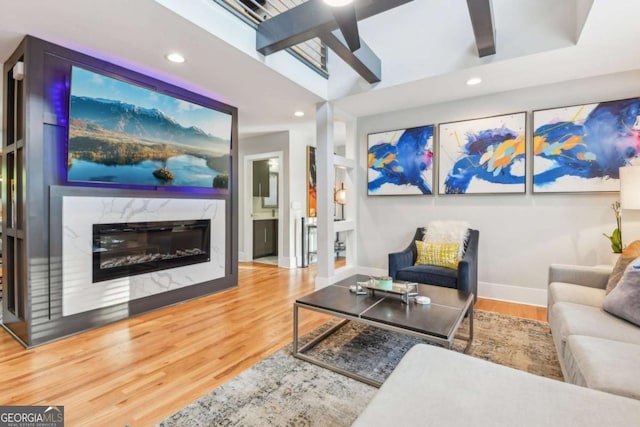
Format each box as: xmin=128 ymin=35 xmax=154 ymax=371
xmin=93 ymin=219 xmax=211 ymax=283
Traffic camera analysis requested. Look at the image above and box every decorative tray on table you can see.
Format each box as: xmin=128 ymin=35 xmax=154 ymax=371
xmin=354 ymin=277 xmax=419 ymax=303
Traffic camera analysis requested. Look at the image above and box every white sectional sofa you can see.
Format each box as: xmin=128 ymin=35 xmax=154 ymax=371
xmin=353 ymin=264 xmax=640 ymax=426
xmin=352 ymin=344 xmax=640 ymax=427
xmin=548 ymin=264 xmax=640 ymax=400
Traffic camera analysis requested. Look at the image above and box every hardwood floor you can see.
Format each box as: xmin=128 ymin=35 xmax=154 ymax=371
xmin=0 ymin=263 xmax=545 ymax=426
xmin=475 ymin=298 xmax=547 ymax=321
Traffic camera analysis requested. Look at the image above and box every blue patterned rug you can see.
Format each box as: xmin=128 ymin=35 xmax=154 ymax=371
xmin=158 ymin=311 xmax=561 ymax=426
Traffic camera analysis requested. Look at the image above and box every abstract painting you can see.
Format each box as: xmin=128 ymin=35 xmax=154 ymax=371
xmin=438 ymin=112 xmax=526 ymax=194
xmin=367 ymin=125 xmax=434 ymax=195
xmin=533 ymin=98 xmax=640 ymax=193
xmin=307 ymin=146 xmax=316 ymax=217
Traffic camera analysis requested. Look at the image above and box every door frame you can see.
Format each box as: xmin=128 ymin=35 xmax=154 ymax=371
xmin=242 ymin=151 xmax=284 ymax=266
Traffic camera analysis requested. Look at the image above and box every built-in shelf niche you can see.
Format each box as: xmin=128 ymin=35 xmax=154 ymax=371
xmin=333 ymin=154 xmax=355 ymax=170
xmin=331 ymin=119 xmax=357 ymax=280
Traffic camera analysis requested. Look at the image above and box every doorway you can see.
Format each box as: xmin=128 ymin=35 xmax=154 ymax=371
xmin=243 ymin=152 xmax=283 ymax=267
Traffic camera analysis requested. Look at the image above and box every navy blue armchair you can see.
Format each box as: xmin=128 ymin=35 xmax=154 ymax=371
xmin=388 ymin=227 xmax=479 ymax=302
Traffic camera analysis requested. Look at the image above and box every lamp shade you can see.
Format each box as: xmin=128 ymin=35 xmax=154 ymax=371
xmin=620 ymin=166 xmax=640 ymax=209
xmin=335 ymin=183 xmax=347 ymax=205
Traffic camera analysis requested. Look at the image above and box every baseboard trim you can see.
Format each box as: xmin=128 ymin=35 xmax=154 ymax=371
xmin=329 ymin=266 xmax=357 ymax=284
xmin=478 ymin=281 xmax=547 ymax=307
xmin=279 ymin=256 xmax=297 ymax=269
xmin=315 ymin=276 xmax=331 ymax=289
xmin=238 ymin=251 xmax=250 ymax=262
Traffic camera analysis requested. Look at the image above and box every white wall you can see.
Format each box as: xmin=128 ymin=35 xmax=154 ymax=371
xmin=357 ymin=69 xmax=640 ymax=306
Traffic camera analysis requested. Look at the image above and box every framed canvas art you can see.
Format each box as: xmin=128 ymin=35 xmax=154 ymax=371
xmin=532 ymin=97 xmax=640 ymax=193
xmin=438 ymin=112 xmax=526 ymax=194
xmin=367 ymin=125 xmax=434 ymax=195
xmin=307 ymin=146 xmax=316 ymax=217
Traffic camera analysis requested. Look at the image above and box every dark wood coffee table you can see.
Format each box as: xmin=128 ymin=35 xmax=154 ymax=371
xmin=293 ymin=274 xmax=474 ymax=387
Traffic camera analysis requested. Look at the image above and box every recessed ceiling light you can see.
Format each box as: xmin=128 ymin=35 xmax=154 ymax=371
xmin=466 ymin=77 xmax=482 ymax=86
xmin=324 ymin=0 xmax=353 ymax=7
xmin=165 ymin=52 xmax=185 ymax=63
xmin=294 ymin=111 xmax=305 ymax=117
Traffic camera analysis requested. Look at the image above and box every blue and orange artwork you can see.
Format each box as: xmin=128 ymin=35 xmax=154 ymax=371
xmin=533 ymin=98 xmax=640 ymax=192
xmin=367 ymin=125 xmax=434 ymax=195
xmin=438 ymin=113 xmax=526 ymax=194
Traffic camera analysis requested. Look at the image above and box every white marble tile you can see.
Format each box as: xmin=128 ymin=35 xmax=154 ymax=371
xmin=62 ymin=196 xmax=225 ymax=316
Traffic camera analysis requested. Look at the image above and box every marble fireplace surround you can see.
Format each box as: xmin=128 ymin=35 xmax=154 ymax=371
xmin=62 ymin=196 xmax=225 ymax=316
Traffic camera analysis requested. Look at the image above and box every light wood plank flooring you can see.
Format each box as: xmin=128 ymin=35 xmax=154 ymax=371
xmin=475 ymin=298 xmax=547 ymax=321
xmin=0 ymin=263 xmax=545 ymax=426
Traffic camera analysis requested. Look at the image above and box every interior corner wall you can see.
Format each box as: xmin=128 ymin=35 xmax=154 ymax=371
xmin=356 ymin=69 xmax=640 ymax=306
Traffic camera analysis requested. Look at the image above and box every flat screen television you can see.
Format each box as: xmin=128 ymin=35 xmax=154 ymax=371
xmin=67 ymin=66 xmax=232 ymax=190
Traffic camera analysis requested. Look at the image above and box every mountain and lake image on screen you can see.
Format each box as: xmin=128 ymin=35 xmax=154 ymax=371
xmin=67 ymin=66 xmax=232 ymax=189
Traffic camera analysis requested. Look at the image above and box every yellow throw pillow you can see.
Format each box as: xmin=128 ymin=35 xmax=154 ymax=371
xmin=415 ymin=240 xmax=460 ymax=270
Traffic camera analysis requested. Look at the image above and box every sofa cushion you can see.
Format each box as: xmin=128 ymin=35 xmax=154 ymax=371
xmin=549 ymin=302 xmax=640 ymax=362
xmin=603 ymin=257 xmax=640 ymax=326
xmin=606 ymin=240 xmax=640 ymax=294
xmin=548 ymin=282 xmax=606 ymax=313
xmin=396 ymin=264 xmax=457 ymax=288
xmin=353 ymin=344 xmax=640 ymax=427
xmin=415 ymin=240 xmax=460 ymax=269
xmin=564 ymin=335 xmax=640 ymax=400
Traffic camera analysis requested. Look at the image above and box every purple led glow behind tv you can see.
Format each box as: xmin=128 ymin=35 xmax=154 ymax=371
xmin=67 ymin=66 xmax=232 ymax=190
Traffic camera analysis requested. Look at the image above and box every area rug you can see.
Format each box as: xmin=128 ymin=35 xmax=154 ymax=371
xmin=158 ymin=311 xmax=562 ymax=427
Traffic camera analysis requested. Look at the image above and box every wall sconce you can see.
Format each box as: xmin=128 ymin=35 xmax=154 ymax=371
xmin=335 ymin=182 xmax=346 ymax=220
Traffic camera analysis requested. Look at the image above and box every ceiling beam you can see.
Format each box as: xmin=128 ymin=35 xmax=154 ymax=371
xmin=320 ymin=30 xmax=381 ymax=84
xmin=466 ymin=0 xmax=496 ymax=57
xmin=256 ymin=0 xmax=413 ymax=55
xmin=331 ymin=4 xmax=360 ymax=52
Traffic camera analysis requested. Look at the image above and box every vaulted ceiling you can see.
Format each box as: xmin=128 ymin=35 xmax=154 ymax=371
xmin=1 ymin=0 xmax=639 ymax=137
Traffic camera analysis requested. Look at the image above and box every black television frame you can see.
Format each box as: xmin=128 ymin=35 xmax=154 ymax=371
xmin=64 ymin=63 xmax=236 ymax=194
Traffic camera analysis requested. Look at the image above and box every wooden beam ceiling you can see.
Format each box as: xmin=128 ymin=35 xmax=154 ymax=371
xmin=256 ymin=0 xmax=412 ymax=83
